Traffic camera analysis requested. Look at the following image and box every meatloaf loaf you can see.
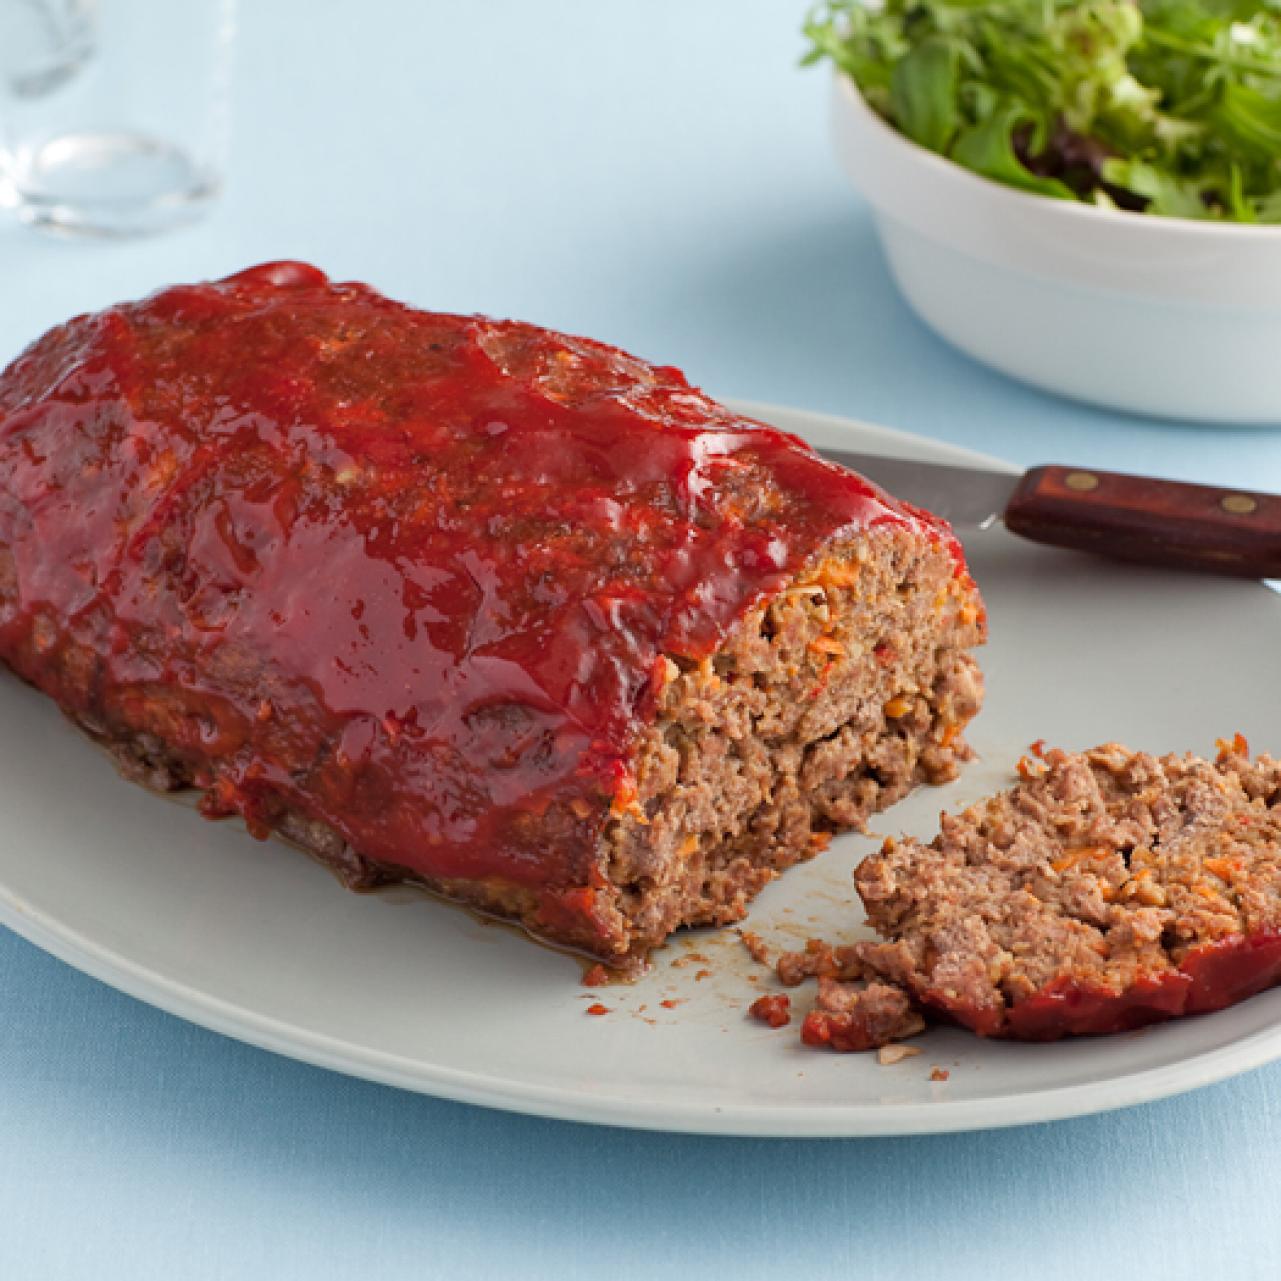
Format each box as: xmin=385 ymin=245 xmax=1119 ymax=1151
xmin=854 ymin=738 xmax=1281 ymax=1039
xmin=0 ymin=261 xmax=985 ymax=962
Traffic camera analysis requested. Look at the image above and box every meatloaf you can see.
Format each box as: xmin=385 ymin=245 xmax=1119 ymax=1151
xmin=854 ymin=738 xmax=1281 ymax=1039
xmin=0 ymin=261 xmax=985 ymax=963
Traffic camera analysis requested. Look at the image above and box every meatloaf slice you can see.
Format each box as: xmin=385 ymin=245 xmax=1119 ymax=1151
xmin=854 ymin=738 xmax=1281 ymax=1039
xmin=0 ymin=261 xmax=985 ymax=964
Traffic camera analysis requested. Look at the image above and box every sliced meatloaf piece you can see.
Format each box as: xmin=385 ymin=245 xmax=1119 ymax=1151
xmin=854 ymin=738 xmax=1281 ymax=1039
xmin=0 ymin=261 xmax=985 ymax=964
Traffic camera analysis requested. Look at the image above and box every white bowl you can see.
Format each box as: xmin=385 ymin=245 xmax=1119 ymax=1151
xmin=831 ymin=72 xmax=1281 ymax=424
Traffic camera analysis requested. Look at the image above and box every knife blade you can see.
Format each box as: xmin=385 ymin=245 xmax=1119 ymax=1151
xmin=816 ymin=446 xmax=1281 ymax=579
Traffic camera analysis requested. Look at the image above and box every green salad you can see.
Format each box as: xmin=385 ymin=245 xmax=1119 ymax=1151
xmin=804 ymin=1 xmax=1281 ymax=222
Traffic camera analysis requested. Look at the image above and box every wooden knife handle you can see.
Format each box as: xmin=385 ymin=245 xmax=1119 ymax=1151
xmin=1003 ymin=465 xmax=1281 ymax=578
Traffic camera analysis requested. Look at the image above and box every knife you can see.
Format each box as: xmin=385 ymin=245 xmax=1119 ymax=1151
xmin=817 ymin=448 xmax=1281 ymax=579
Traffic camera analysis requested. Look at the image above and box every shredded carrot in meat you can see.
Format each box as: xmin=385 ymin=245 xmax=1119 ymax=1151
xmin=610 ymin=776 xmax=647 ymax=823
xmin=809 ymin=635 xmax=845 ymax=658
xmin=883 ymin=696 xmax=911 ymax=719
xmin=814 ymin=562 xmax=860 ymax=589
xmin=1017 ymin=755 xmax=1047 ymax=780
xmin=1216 ymin=732 xmax=1250 ymax=762
xmin=1050 ymin=845 xmax=1111 ymax=873
xmin=1204 ymin=857 xmax=1240 ymax=882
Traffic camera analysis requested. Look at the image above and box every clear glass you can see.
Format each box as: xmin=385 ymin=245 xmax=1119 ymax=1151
xmin=0 ymin=0 xmax=235 ymax=236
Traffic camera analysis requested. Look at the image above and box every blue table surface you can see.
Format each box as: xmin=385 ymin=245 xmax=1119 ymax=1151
xmin=4 ymin=3 xmax=1281 ymax=1278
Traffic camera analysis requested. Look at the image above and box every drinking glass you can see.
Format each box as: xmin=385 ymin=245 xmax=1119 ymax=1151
xmin=0 ymin=0 xmax=235 ymax=236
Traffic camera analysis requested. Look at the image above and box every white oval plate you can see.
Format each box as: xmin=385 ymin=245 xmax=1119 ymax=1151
xmin=2 ymin=403 xmax=1280 ymax=1137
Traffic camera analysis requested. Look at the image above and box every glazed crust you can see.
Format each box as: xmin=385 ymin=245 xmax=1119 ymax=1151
xmin=0 ymin=262 xmax=986 ymax=960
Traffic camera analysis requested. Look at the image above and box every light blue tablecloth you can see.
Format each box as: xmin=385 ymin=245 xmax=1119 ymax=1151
xmin=3 ymin=4 xmax=1280 ymax=1277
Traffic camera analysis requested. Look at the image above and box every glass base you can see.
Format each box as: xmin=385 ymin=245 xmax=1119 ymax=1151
xmin=9 ymin=130 xmax=219 ymax=237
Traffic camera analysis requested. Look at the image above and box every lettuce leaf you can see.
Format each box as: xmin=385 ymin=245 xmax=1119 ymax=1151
xmin=804 ymin=0 xmax=1281 ymax=222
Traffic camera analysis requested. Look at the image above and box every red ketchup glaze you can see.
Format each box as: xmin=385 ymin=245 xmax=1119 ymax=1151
xmin=799 ymin=1008 xmax=882 ymax=1051
xmin=1001 ymin=973 xmax=1191 ymax=1041
xmin=748 ymin=994 xmax=791 ymax=1029
xmin=924 ymin=930 xmax=1281 ymax=1041
xmin=1180 ymin=931 xmax=1281 ymax=1014
xmin=0 ymin=262 xmax=961 ymax=947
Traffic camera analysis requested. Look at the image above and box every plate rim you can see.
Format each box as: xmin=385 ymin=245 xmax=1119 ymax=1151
xmin=3 ymin=400 xmax=1280 ymax=1139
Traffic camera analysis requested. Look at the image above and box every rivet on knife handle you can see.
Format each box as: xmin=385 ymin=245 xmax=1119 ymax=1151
xmin=1002 ymin=465 xmax=1281 ymax=578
